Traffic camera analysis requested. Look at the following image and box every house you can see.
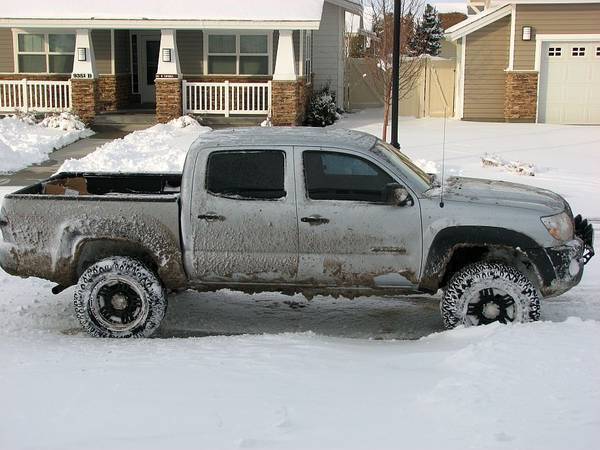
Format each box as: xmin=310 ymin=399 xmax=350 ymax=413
xmin=447 ymin=0 xmax=600 ymax=124
xmin=0 ymin=0 xmax=362 ymax=125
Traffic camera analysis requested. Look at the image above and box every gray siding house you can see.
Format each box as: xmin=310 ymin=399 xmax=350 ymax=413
xmin=0 ymin=0 xmax=362 ymax=125
xmin=448 ymin=0 xmax=600 ymax=124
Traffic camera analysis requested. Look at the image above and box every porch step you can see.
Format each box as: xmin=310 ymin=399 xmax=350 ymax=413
xmin=94 ymin=111 xmax=157 ymax=126
xmin=91 ymin=112 xmax=157 ymax=139
xmin=195 ymin=115 xmax=266 ymax=128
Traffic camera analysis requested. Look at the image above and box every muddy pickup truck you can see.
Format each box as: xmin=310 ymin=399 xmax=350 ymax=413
xmin=0 ymin=128 xmax=594 ymax=338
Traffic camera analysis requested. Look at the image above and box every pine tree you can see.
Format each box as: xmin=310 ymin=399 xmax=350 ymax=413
xmin=409 ymin=4 xmax=444 ymax=57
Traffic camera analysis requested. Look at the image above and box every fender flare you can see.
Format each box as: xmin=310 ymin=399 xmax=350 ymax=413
xmin=419 ymin=226 xmax=556 ymax=292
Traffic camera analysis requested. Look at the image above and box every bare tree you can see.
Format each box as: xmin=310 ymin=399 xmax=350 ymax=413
xmin=365 ymin=0 xmax=424 ymax=140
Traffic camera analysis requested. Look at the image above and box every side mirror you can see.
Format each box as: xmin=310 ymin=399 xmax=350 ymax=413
xmin=383 ymin=183 xmax=413 ymax=207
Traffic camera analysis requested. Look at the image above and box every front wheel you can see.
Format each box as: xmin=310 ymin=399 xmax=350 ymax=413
xmin=74 ymin=257 xmax=167 ymax=338
xmin=441 ymin=262 xmax=540 ymax=329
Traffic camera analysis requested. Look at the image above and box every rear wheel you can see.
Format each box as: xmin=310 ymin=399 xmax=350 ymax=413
xmin=74 ymin=257 xmax=167 ymax=338
xmin=441 ymin=262 xmax=540 ymax=329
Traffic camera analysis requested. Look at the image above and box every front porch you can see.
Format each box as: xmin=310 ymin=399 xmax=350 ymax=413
xmin=0 ymin=27 xmax=314 ymax=126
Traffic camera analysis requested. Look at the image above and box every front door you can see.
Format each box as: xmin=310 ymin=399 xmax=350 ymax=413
xmin=139 ymin=34 xmax=160 ymax=103
xmin=294 ymin=147 xmax=422 ymax=289
xmin=190 ymin=147 xmax=299 ymax=284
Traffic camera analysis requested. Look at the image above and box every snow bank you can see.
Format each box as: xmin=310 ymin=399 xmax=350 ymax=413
xmin=59 ymin=116 xmax=211 ymax=173
xmin=482 ymin=152 xmax=536 ymax=176
xmin=0 ymin=114 xmax=93 ymax=174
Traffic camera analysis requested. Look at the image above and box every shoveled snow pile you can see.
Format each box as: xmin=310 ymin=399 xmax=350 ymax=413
xmin=59 ymin=116 xmax=211 ymax=173
xmin=0 ymin=113 xmax=93 ymax=174
xmin=482 ymin=153 xmax=536 ymax=177
xmin=40 ymin=112 xmax=88 ymax=131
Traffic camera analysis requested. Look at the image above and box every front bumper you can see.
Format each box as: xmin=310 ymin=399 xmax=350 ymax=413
xmin=542 ymin=218 xmax=594 ymax=297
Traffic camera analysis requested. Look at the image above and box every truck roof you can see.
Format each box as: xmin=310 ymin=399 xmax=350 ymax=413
xmin=189 ymin=127 xmax=379 ymax=154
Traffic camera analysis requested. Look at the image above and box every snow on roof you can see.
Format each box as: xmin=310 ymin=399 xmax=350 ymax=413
xmin=1 ymin=0 xmax=328 ymax=21
xmin=445 ymin=2 xmax=511 ymax=40
xmin=433 ymin=2 xmax=469 ymax=15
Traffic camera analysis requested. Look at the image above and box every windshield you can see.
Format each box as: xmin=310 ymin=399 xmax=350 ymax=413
xmin=372 ymin=141 xmax=433 ymax=192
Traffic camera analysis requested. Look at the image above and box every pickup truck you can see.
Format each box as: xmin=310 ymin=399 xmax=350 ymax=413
xmin=0 ymin=128 xmax=594 ymax=338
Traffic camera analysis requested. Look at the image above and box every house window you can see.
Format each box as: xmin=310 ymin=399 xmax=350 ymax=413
xmin=548 ymin=47 xmax=562 ymax=57
xmin=17 ymin=33 xmax=75 ymax=74
xmin=303 ymin=31 xmax=313 ymax=80
xmin=572 ymin=47 xmax=586 ymax=57
xmin=207 ymin=34 xmax=270 ymax=76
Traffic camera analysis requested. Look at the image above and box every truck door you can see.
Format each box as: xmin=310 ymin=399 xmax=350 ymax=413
xmin=190 ymin=147 xmax=298 ymax=283
xmin=294 ymin=147 xmax=422 ymax=289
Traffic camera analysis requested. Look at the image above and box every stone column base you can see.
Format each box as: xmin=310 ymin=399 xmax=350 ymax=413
xmin=70 ymin=78 xmax=98 ymax=125
xmin=504 ymin=71 xmax=539 ymax=122
xmin=271 ymin=80 xmax=310 ymax=126
xmin=156 ymin=78 xmax=183 ymax=123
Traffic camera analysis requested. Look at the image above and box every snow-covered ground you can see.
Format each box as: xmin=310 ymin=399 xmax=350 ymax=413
xmin=1 ymin=110 xmax=599 ymax=450
xmin=0 ymin=113 xmax=93 ymax=174
xmin=59 ymin=116 xmax=210 ymax=173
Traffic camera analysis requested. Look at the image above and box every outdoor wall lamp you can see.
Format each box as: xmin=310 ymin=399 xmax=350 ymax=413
xmin=522 ymin=26 xmax=532 ymax=41
xmin=77 ymin=48 xmax=87 ymax=61
xmin=162 ymin=48 xmax=172 ymax=62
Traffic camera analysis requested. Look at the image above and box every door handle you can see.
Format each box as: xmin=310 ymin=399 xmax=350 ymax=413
xmin=198 ymin=213 xmax=225 ymax=222
xmin=301 ymin=215 xmax=330 ymax=225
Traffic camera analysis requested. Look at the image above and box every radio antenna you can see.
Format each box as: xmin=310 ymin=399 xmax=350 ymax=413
xmin=439 ymin=107 xmax=447 ymax=208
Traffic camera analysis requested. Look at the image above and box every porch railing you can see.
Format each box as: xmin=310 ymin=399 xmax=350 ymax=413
xmin=182 ymin=80 xmax=272 ymax=117
xmin=0 ymin=79 xmax=72 ymax=113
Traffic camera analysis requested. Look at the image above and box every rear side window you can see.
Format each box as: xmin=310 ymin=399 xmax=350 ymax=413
xmin=303 ymin=151 xmax=394 ymax=202
xmin=206 ymin=150 xmax=286 ymax=200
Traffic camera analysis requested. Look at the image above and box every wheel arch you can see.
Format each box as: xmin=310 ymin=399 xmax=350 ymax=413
xmin=71 ymin=238 xmax=161 ymax=283
xmin=420 ymin=226 xmax=556 ymax=293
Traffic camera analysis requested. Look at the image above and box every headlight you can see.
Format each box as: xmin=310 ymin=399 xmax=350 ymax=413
xmin=541 ymin=212 xmax=574 ymax=242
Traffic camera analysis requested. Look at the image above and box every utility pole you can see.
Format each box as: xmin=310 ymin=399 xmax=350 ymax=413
xmin=390 ymin=0 xmax=402 ymax=149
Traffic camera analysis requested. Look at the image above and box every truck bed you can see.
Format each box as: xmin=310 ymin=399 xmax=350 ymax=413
xmin=12 ymin=172 xmax=182 ymax=197
xmin=1 ymin=172 xmax=187 ymax=289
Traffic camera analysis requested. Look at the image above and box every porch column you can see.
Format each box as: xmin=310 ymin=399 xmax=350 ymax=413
xmin=71 ymin=29 xmax=98 ymax=125
xmin=272 ymin=30 xmax=306 ymax=126
xmin=155 ymin=29 xmax=183 ymax=123
xmin=273 ymin=30 xmax=297 ymax=81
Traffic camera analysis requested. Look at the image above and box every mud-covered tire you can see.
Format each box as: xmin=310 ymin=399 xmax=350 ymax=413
xmin=441 ymin=262 xmax=540 ymax=329
xmin=74 ymin=257 xmax=167 ymax=338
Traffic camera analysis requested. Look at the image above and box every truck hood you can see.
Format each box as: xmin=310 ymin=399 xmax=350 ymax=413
xmin=425 ymin=177 xmax=567 ymax=214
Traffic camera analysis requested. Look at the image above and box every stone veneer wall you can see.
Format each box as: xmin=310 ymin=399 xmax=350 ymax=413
xmin=155 ymin=79 xmax=182 ymax=123
xmin=70 ymin=79 xmax=97 ymax=125
xmin=504 ymin=71 xmax=539 ymax=122
xmin=271 ymin=79 xmax=311 ymax=126
xmin=97 ymin=75 xmax=132 ymax=112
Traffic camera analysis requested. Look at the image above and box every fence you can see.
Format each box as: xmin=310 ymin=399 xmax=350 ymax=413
xmin=0 ymin=79 xmax=72 ymax=113
xmin=183 ymin=81 xmax=272 ymax=117
xmin=346 ymin=57 xmax=456 ymax=118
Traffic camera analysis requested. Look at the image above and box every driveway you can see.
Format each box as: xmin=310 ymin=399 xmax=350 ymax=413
xmin=0 ymin=137 xmax=110 ymax=186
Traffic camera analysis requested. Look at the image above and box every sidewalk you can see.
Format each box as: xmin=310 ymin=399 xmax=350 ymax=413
xmin=0 ymin=137 xmax=110 ymax=187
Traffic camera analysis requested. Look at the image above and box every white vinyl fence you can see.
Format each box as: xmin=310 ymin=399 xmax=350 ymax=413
xmin=0 ymin=79 xmax=72 ymax=113
xmin=183 ymin=81 xmax=272 ymax=117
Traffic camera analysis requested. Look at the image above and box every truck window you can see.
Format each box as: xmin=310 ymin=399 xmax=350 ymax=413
xmin=206 ymin=150 xmax=286 ymax=200
xmin=303 ymin=151 xmax=395 ymax=202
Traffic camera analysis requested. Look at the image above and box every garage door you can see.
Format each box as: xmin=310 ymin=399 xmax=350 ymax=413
xmin=538 ymin=41 xmax=600 ymax=124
